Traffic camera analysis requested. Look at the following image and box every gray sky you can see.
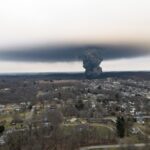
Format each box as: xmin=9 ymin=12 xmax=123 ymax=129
xmin=0 ymin=0 xmax=150 ymax=72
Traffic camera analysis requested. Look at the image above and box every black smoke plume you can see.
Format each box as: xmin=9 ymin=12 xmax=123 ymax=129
xmin=0 ymin=44 xmax=149 ymax=62
xmin=82 ymin=49 xmax=103 ymax=78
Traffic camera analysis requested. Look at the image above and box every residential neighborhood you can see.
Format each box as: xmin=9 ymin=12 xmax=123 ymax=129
xmin=0 ymin=77 xmax=149 ymax=149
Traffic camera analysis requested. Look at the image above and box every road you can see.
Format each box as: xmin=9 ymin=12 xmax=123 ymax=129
xmin=80 ymin=143 xmax=150 ymax=150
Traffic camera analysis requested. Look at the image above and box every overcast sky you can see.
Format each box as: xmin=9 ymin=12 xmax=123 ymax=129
xmin=0 ymin=0 xmax=150 ymax=73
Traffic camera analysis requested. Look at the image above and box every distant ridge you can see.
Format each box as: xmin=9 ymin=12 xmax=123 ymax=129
xmin=0 ymin=71 xmax=150 ymax=80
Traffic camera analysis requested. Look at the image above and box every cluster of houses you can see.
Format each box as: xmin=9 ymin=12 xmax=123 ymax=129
xmin=0 ymin=78 xmax=149 ymax=126
xmin=0 ymin=102 xmax=31 ymax=115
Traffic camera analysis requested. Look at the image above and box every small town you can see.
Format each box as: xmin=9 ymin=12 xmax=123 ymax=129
xmin=0 ymin=0 xmax=150 ymax=149
xmin=0 ymin=77 xmax=149 ymax=150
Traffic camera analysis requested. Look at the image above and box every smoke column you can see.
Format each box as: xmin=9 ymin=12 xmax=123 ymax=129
xmin=83 ymin=49 xmax=103 ymax=78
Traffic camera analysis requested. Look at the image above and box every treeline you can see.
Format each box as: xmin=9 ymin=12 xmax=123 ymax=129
xmin=0 ymin=109 xmax=115 ymax=150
